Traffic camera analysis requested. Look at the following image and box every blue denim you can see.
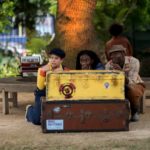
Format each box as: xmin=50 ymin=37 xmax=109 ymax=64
xmin=26 ymin=88 xmax=46 ymax=125
xmin=95 ymin=63 xmax=105 ymax=70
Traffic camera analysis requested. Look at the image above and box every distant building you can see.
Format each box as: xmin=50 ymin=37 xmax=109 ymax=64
xmin=0 ymin=14 xmax=55 ymax=55
xmin=35 ymin=14 xmax=55 ymax=36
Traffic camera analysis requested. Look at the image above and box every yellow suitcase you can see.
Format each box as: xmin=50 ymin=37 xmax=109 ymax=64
xmin=46 ymin=70 xmax=125 ymax=100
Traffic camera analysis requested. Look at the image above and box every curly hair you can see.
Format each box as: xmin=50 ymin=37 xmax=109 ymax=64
xmin=76 ymin=50 xmax=101 ymax=69
xmin=109 ymin=23 xmax=123 ymax=36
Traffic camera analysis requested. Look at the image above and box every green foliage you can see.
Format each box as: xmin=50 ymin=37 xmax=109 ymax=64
xmin=0 ymin=0 xmax=14 ymax=33
xmin=49 ymin=0 xmax=57 ymax=16
xmin=94 ymin=0 xmax=150 ymax=41
xmin=125 ymin=0 xmax=150 ymax=31
xmin=1 ymin=0 xmax=150 ymax=41
xmin=13 ymin=0 xmax=51 ymax=30
xmin=26 ymin=37 xmax=48 ymax=54
xmin=26 ymin=33 xmax=51 ymax=54
xmin=0 ymin=51 xmax=20 ymax=78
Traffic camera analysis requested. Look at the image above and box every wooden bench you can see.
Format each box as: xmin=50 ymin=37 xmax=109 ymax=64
xmin=139 ymin=78 xmax=150 ymax=113
xmin=0 ymin=77 xmax=36 ymax=114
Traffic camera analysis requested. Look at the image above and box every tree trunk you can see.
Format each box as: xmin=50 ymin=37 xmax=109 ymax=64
xmin=48 ymin=0 xmax=102 ymax=68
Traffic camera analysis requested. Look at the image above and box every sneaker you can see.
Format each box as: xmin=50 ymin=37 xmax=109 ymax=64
xmin=25 ymin=105 xmax=32 ymax=122
xmin=130 ymin=112 xmax=139 ymax=122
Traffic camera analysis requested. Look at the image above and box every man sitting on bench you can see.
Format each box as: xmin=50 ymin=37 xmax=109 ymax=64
xmin=105 ymin=45 xmax=145 ymax=122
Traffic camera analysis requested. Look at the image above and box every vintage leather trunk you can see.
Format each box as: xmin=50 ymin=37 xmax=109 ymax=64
xmin=46 ymin=70 xmax=125 ymax=101
xmin=41 ymin=100 xmax=129 ymax=133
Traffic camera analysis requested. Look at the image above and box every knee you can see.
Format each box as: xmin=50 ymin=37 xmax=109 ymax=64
xmin=34 ymin=88 xmax=46 ymax=97
xmin=126 ymin=84 xmax=138 ymax=98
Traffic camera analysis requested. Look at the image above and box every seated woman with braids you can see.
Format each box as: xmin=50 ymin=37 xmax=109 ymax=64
xmin=76 ymin=50 xmax=104 ymax=70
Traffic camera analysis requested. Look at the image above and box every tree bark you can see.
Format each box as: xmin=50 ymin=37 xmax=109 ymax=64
xmin=48 ymin=0 xmax=102 ymax=68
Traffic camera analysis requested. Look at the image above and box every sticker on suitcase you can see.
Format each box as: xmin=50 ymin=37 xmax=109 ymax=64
xmin=104 ymin=82 xmax=110 ymax=89
xmin=46 ymin=119 xmax=64 ymax=130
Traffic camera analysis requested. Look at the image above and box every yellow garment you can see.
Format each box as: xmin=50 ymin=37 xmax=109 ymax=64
xmin=37 ymin=64 xmax=63 ymax=90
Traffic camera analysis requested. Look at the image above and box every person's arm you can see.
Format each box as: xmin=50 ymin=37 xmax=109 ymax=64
xmin=37 ymin=64 xmax=50 ymax=90
xmin=106 ymin=62 xmax=129 ymax=86
xmin=127 ymin=58 xmax=140 ymax=84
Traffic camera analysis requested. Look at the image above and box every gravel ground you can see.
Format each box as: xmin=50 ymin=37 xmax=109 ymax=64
xmin=0 ymin=93 xmax=150 ymax=150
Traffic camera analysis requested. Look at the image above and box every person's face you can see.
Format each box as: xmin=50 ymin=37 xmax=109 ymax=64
xmin=49 ymin=54 xmax=63 ymax=68
xmin=80 ymin=54 xmax=93 ymax=70
xmin=110 ymin=51 xmax=125 ymax=67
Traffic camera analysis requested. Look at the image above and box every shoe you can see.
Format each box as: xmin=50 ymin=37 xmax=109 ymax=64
xmin=130 ymin=112 xmax=139 ymax=122
xmin=25 ymin=105 xmax=32 ymax=122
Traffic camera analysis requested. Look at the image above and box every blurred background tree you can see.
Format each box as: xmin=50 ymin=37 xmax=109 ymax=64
xmin=48 ymin=0 xmax=101 ymax=68
xmin=0 ymin=0 xmax=52 ymax=77
xmin=0 ymin=0 xmax=14 ymax=32
xmin=13 ymin=0 xmax=51 ymax=31
xmin=94 ymin=0 xmax=150 ymax=41
xmin=0 ymin=0 xmax=150 ymax=76
xmin=26 ymin=33 xmax=51 ymax=54
xmin=13 ymin=0 xmax=52 ymax=55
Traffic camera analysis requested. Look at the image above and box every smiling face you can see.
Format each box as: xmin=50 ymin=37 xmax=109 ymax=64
xmin=49 ymin=54 xmax=63 ymax=69
xmin=80 ymin=54 xmax=93 ymax=70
